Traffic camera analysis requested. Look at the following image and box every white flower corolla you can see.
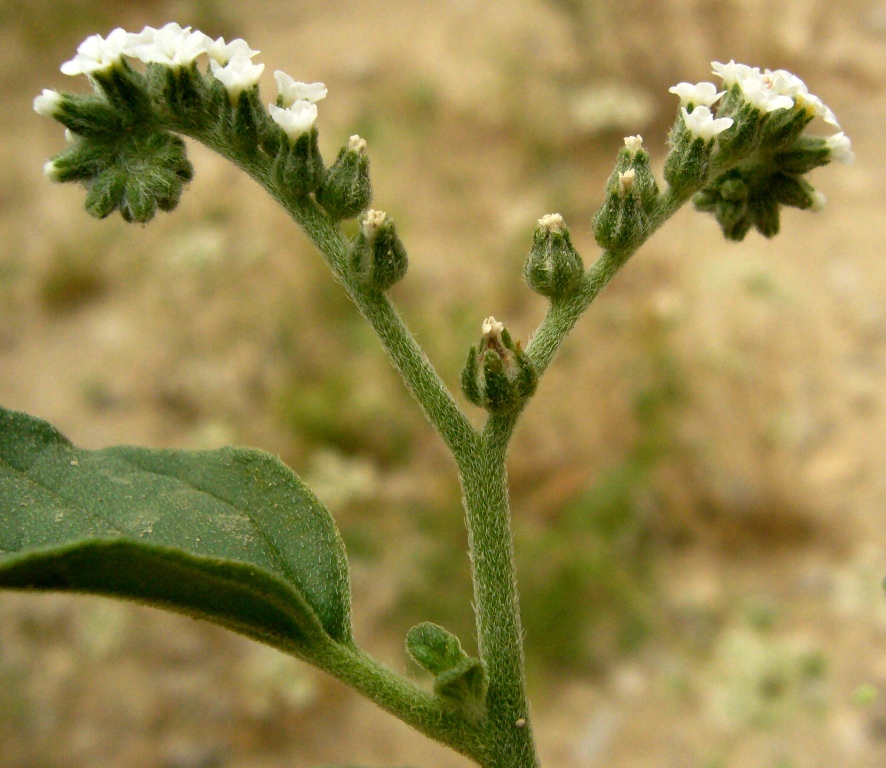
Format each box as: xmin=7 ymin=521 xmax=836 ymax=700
xmin=623 ymin=135 xmax=643 ymax=153
xmin=680 ymin=106 xmax=734 ymax=141
xmin=538 ymin=213 xmax=564 ymax=232
xmin=127 ymin=22 xmax=206 ymax=68
xmin=269 ymin=101 xmax=318 ymax=140
xmin=826 ymin=132 xmax=855 ymax=164
xmin=360 ymin=209 xmax=387 ymax=240
xmin=712 ymin=60 xmax=793 ymax=113
xmin=33 ymin=89 xmax=62 ymax=117
xmin=43 ymin=160 xmax=62 ymax=181
xmin=810 ymin=190 xmax=827 ymax=211
xmin=764 ymin=69 xmax=840 ymax=127
xmin=210 ymin=56 xmax=265 ymax=101
xmin=348 ymin=135 xmax=367 ymax=153
xmin=711 ymin=60 xmax=760 ymax=88
xmin=60 ymin=27 xmax=140 ymax=75
xmin=274 ymin=71 xmax=327 ymax=108
xmin=617 ymin=169 xmax=636 ymax=196
xmin=481 ymin=316 xmax=505 ymax=339
xmin=669 ymin=81 xmax=724 ymax=108
xmin=204 ymin=36 xmax=260 ymax=65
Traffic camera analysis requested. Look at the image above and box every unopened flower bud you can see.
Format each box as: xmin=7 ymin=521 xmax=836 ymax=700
xmin=316 ymin=135 xmax=372 ymax=220
xmin=33 ymin=89 xmax=63 ymax=117
xmin=461 ymin=317 xmax=537 ymax=414
xmin=350 ymin=209 xmax=408 ymax=291
xmin=523 ymin=213 xmax=584 ymax=300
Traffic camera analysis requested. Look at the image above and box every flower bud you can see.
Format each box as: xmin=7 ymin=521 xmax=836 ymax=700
xmin=593 ymin=169 xmax=647 ymax=253
xmin=316 ymin=135 xmax=372 ymax=220
xmin=524 ymin=213 xmax=584 ymax=299
xmin=406 ymin=622 xmax=487 ymax=719
xmin=350 ymin=210 xmax=408 ymax=291
xmin=270 ymin=126 xmax=325 ymax=199
xmin=461 ymin=317 xmax=537 ymax=414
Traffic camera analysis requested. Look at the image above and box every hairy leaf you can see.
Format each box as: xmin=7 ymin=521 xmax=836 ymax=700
xmin=0 ymin=406 xmax=352 ymax=657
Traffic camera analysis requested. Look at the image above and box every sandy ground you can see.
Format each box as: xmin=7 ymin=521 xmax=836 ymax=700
xmin=2 ymin=1 xmax=886 ymax=766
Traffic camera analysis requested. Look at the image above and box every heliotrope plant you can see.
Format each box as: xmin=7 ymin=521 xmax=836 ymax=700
xmin=4 ymin=22 xmax=853 ymax=768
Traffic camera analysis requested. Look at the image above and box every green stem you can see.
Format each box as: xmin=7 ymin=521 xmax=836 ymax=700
xmin=457 ymin=419 xmax=540 ymax=768
xmin=309 ymin=641 xmax=485 ymax=762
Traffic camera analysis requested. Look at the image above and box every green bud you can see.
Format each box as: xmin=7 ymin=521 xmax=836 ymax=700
xmin=616 ymin=136 xmax=659 ymax=211
xmin=774 ymin=135 xmax=831 ymax=175
xmin=316 ymin=135 xmax=372 ymax=220
xmin=406 ymin=622 xmax=466 ymax=675
xmin=663 ymin=132 xmax=711 ymax=194
xmin=350 ymin=210 xmax=408 ymax=291
xmin=405 ymin=622 xmax=486 ymax=719
xmin=769 ymin=172 xmax=817 ymax=210
xmin=750 ymin=194 xmax=781 ymax=238
xmin=460 ymin=317 xmax=537 ymax=414
xmin=147 ymin=62 xmax=210 ymax=130
xmin=593 ymin=168 xmax=648 ymax=253
xmin=271 ymin=126 xmax=325 ymax=199
xmin=524 ymin=213 xmax=584 ymax=299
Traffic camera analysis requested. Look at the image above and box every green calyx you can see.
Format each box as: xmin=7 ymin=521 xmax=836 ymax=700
xmin=461 ymin=317 xmax=537 ymax=414
xmin=349 ymin=210 xmax=408 ymax=291
xmin=524 ymin=214 xmax=584 ymax=300
xmin=316 ymin=136 xmax=372 ymax=220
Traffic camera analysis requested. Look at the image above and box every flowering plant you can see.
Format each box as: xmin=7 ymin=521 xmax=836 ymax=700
xmin=2 ymin=22 xmax=853 ymax=768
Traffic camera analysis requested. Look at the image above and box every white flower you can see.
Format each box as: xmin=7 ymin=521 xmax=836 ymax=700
xmin=669 ymin=81 xmax=724 ymax=108
xmin=33 ymin=89 xmax=62 ymax=117
xmin=481 ymin=316 xmax=504 ymax=339
xmin=269 ymin=101 xmax=318 ymax=139
xmin=681 ymin=106 xmax=733 ymax=141
xmin=274 ymin=71 xmax=327 ymax=107
xmin=809 ymin=190 xmax=827 ymax=212
xmin=712 ymin=60 xmax=794 ymax=113
xmin=617 ymin=169 xmax=635 ymax=196
xmin=623 ymin=135 xmax=643 ymax=153
xmin=210 ymin=56 xmax=265 ymax=101
xmin=764 ymin=68 xmax=841 ymax=127
xmin=127 ymin=22 xmax=207 ymax=68
xmin=348 ymin=135 xmax=367 ymax=153
xmin=538 ymin=213 xmax=564 ymax=232
xmin=826 ymin=132 xmax=855 ymax=164
xmin=43 ymin=160 xmax=62 ymax=181
xmin=360 ymin=209 xmax=387 ymax=243
xmin=204 ymin=36 xmax=260 ymax=65
xmin=711 ymin=60 xmax=760 ymax=88
xmin=60 ymin=27 xmax=138 ymax=75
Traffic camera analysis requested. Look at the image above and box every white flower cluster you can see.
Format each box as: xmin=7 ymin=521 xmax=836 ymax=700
xmin=49 ymin=23 xmax=326 ymax=135
xmin=667 ymin=61 xmax=853 ymax=163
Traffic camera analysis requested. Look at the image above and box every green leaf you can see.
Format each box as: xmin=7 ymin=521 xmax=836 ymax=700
xmin=0 ymin=406 xmax=352 ymax=657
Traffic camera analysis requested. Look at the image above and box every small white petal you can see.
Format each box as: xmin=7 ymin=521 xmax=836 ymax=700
xmin=60 ymin=27 xmax=133 ymax=75
xmin=482 ymin=316 xmax=504 ymax=338
xmin=681 ymin=106 xmax=733 ymax=141
xmin=269 ymin=101 xmax=318 ymax=139
xmin=669 ymin=81 xmax=724 ymax=107
xmin=274 ymin=71 xmax=327 ymax=107
xmin=210 ymin=56 xmax=265 ymax=101
xmin=348 ymin=135 xmax=367 ymax=153
xmin=826 ymin=132 xmax=855 ymax=164
xmin=711 ymin=60 xmax=760 ymax=88
xmin=43 ymin=160 xmax=61 ymax=181
xmin=623 ymin=135 xmax=643 ymax=153
xmin=809 ymin=191 xmax=827 ymax=211
xmin=33 ymin=89 xmax=62 ymax=116
xmin=538 ymin=213 xmax=564 ymax=231
xmin=360 ymin=209 xmax=387 ymax=240
xmin=204 ymin=36 xmax=259 ymax=65
xmin=618 ymin=169 xmax=636 ymax=196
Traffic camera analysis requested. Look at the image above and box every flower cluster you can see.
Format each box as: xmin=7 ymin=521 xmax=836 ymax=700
xmin=33 ymin=24 xmax=353 ymax=222
xmin=660 ymin=60 xmax=853 ymax=240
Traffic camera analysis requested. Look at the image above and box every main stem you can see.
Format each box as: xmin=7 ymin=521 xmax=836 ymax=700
xmin=458 ymin=416 xmax=540 ymax=768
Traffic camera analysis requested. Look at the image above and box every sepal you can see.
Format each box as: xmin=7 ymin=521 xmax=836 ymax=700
xmin=460 ymin=317 xmax=537 ymax=414
xmin=271 ymin=126 xmax=325 ymax=199
xmin=349 ymin=210 xmax=408 ymax=291
xmin=316 ymin=135 xmax=372 ymax=220
xmin=524 ymin=213 xmax=584 ymax=300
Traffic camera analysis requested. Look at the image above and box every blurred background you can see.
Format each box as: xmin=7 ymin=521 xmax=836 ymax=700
xmin=1 ymin=1 xmax=886 ymax=766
